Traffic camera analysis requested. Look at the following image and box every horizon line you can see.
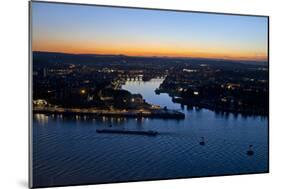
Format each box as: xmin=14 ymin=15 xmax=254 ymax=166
xmin=33 ymin=50 xmax=268 ymax=63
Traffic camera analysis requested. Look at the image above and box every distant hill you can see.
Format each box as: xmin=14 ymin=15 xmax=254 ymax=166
xmin=32 ymin=51 xmax=268 ymax=69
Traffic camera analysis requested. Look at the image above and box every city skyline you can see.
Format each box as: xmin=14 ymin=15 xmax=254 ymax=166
xmin=32 ymin=2 xmax=268 ymax=62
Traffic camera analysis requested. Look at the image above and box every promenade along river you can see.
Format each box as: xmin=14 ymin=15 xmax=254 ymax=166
xmin=33 ymin=78 xmax=269 ymax=187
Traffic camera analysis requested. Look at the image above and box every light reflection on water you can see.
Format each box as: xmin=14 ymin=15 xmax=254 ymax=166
xmin=34 ymin=113 xmax=49 ymax=124
xmin=33 ymin=78 xmax=268 ymax=188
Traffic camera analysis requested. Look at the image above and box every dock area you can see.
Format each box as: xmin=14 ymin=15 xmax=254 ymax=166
xmin=33 ymin=107 xmax=185 ymax=119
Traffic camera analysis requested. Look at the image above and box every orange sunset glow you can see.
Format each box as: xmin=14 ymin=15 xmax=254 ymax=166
xmin=32 ymin=2 xmax=268 ymax=62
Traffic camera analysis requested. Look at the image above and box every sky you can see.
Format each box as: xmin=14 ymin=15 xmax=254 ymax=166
xmin=31 ymin=2 xmax=268 ymax=61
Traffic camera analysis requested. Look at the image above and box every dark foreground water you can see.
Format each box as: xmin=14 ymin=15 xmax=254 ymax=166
xmin=33 ymin=78 xmax=268 ymax=187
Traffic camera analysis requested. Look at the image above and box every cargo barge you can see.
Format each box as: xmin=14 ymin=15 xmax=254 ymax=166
xmin=96 ymin=129 xmax=158 ymax=136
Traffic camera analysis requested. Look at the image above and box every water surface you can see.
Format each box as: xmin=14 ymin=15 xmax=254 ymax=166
xmin=33 ymin=78 xmax=268 ymax=187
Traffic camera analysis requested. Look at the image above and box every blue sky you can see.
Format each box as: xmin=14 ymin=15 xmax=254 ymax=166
xmin=32 ymin=2 xmax=268 ymax=61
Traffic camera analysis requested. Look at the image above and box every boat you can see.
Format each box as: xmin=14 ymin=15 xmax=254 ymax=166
xmin=96 ymin=129 xmax=158 ymax=136
xmin=247 ymin=145 xmax=254 ymax=156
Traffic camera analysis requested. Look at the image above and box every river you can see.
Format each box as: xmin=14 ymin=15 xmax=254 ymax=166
xmin=33 ymin=78 xmax=269 ymax=187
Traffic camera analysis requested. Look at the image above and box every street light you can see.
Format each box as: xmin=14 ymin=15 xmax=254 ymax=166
xmin=81 ymin=89 xmax=86 ymax=94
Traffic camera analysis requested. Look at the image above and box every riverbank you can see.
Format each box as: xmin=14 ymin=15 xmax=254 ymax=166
xmin=33 ymin=107 xmax=185 ymax=119
xmin=171 ymin=97 xmax=268 ymax=116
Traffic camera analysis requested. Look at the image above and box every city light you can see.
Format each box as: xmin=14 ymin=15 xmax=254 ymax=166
xmin=81 ymin=89 xmax=86 ymax=94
